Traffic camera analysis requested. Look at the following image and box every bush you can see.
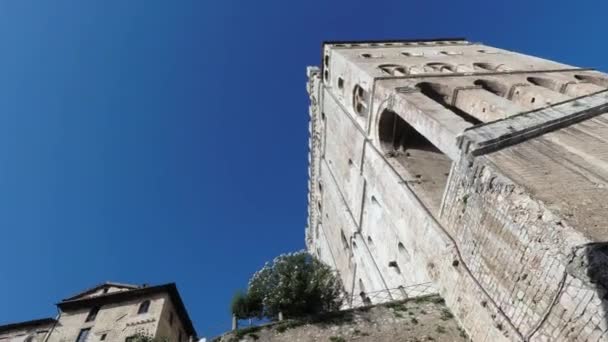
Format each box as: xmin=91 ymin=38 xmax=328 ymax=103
xmin=231 ymin=250 xmax=344 ymax=320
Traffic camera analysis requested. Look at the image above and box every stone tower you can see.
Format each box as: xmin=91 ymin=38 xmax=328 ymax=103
xmin=305 ymin=38 xmax=608 ymax=341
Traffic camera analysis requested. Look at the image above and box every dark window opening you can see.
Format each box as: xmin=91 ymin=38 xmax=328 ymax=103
xmin=388 ymin=260 xmax=401 ymax=274
xmin=169 ymin=311 xmax=174 ymax=326
xmin=474 ymin=79 xmax=509 ymax=97
xmin=417 ymin=82 xmax=481 ymax=125
xmin=527 ymin=76 xmax=562 ymax=92
xmin=378 ymin=64 xmax=407 ymax=76
xmin=398 ymin=242 xmax=411 ymax=263
xmin=574 ymin=74 xmax=608 ymax=88
xmin=378 ymin=109 xmax=452 ymax=214
xmin=76 ymin=328 xmax=91 ymax=342
xmin=85 ymin=307 xmax=100 ymax=322
xmin=337 ymin=77 xmax=344 ymax=89
xmin=101 ymin=334 xmax=107 ymax=341
xmin=102 ymin=288 xmax=109 ymax=294
xmin=138 ymin=300 xmax=151 ymax=314
xmin=352 ymin=84 xmax=369 ymax=116
xmin=473 ymin=62 xmax=509 ymax=72
xmin=425 ymin=62 xmax=455 ymax=73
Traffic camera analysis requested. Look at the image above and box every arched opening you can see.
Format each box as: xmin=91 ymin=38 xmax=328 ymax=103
xmin=388 ymin=260 xmax=401 ymax=274
xmin=378 ymin=109 xmax=452 ymax=214
xmin=85 ymin=306 xmax=100 ymax=322
xmin=575 ymin=74 xmax=608 ymax=88
xmin=352 ymin=84 xmax=369 ymax=116
xmin=137 ymin=300 xmax=151 ymax=314
xmin=474 ymin=79 xmax=509 ymax=97
xmin=424 ymin=62 xmax=455 ymax=73
xmin=473 ymin=62 xmax=510 ymax=72
xmin=527 ymin=76 xmax=562 ymax=92
xmin=398 ymin=242 xmax=411 ymax=263
xmin=378 ymin=64 xmax=407 ymax=76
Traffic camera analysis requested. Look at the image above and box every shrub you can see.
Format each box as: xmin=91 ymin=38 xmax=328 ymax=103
xmin=232 ymin=250 xmax=344 ymax=320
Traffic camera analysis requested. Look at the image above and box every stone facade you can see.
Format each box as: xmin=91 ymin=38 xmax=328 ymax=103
xmin=306 ymin=39 xmax=608 ymax=341
xmin=0 ymin=282 xmax=196 ymax=342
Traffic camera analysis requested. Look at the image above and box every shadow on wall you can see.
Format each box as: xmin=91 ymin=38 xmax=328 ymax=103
xmin=568 ymin=244 xmax=608 ymax=331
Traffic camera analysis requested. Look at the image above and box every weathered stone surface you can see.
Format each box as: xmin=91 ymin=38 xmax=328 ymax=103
xmin=306 ymin=39 xmax=608 ymax=341
xmin=214 ymin=295 xmax=467 ymax=342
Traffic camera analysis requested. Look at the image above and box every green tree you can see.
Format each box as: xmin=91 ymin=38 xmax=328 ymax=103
xmin=238 ymin=250 xmax=344 ymax=319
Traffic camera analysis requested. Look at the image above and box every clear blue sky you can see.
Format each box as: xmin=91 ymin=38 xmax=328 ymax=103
xmin=0 ymin=0 xmax=606 ymax=338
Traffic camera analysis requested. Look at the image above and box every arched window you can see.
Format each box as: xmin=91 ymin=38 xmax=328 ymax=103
xmin=85 ymin=306 xmax=100 ymax=322
xmin=425 ymin=62 xmax=455 ymax=73
xmin=474 ymin=79 xmax=509 ymax=97
xmin=378 ymin=64 xmax=407 ymax=76
xmin=137 ymin=300 xmax=151 ymax=314
xmin=473 ymin=62 xmax=510 ymax=72
xmin=574 ymin=74 xmax=608 ymax=88
xmin=527 ymin=77 xmax=562 ymax=92
xmin=352 ymin=84 xmax=369 ymax=116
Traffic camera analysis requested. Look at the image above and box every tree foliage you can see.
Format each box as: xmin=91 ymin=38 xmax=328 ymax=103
xmin=232 ymin=251 xmax=344 ymax=320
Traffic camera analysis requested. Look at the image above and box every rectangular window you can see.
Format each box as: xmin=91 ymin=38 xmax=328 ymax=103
xmin=75 ymin=328 xmax=90 ymax=342
xmin=169 ymin=312 xmax=174 ymax=326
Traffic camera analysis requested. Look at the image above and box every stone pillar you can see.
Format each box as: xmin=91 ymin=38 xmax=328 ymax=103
xmin=510 ymin=84 xmax=571 ymax=109
xmin=452 ymin=88 xmax=526 ymax=122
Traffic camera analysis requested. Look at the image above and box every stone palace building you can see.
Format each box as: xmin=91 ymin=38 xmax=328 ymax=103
xmin=0 ymin=282 xmax=196 ymax=342
xmin=305 ymin=38 xmax=608 ymax=341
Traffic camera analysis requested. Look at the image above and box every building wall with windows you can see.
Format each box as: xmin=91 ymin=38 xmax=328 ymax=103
xmin=0 ymin=282 xmax=196 ymax=342
xmin=306 ymin=39 xmax=608 ymax=341
xmin=48 ymin=293 xmax=166 ymax=342
xmin=0 ymin=319 xmax=55 ymax=342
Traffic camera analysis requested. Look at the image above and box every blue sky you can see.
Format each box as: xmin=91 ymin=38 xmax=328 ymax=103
xmin=0 ymin=0 xmax=606 ymax=338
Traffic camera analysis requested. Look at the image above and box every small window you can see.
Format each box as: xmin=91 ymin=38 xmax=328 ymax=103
xmin=402 ymin=51 xmax=423 ymax=57
xmin=138 ymin=300 xmax=151 ymax=314
xmin=169 ymin=312 xmax=174 ymax=326
xmin=76 ymin=328 xmax=91 ymax=342
xmin=440 ymin=51 xmax=462 ymax=56
xmin=425 ymin=62 xmax=455 ymax=73
xmin=103 ymin=288 xmax=109 ymax=294
xmin=378 ymin=64 xmax=407 ymax=76
xmin=337 ymin=77 xmax=344 ymax=90
xmin=100 ymin=334 xmax=107 ymax=341
xmin=360 ymin=52 xmax=382 ymax=58
xmin=85 ymin=307 xmax=100 ymax=322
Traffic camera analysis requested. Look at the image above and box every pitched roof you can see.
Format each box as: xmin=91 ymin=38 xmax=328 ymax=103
xmin=57 ymin=283 xmax=196 ymax=337
xmin=0 ymin=317 xmax=56 ymax=334
xmin=62 ymin=281 xmax=141 ymax=301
